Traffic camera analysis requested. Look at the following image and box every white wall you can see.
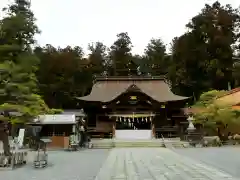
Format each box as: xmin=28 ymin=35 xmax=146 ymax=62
xmin=115 ymin=130 xmax=152 ymax=140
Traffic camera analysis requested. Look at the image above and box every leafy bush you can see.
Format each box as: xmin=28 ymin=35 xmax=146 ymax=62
xmin=192 ymin=90 xmax=240 ymax=139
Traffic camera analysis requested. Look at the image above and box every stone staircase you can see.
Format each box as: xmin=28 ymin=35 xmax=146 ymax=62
xmin=161 ymin=137 xmax=190 ymax=148
xmin=91 ymin=139 xmax=165 ymax=148
xmin=91 ymin=138 xmax=190 ymax=149
xmin=114 ymin=139 xmax=165 ymax=148
xmin=91 ymin=139 xmax=114 ymax=149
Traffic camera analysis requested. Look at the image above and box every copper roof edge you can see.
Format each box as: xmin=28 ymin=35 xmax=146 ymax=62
xmin=215 ymin=87 xmax=240 ymax=99
xmin=94 ymin=75 xmax=167 ymax=81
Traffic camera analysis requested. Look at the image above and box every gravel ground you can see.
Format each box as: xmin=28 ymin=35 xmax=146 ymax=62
xmin=0 ymin=149 xmax=110 ymax=180
xmin=174 ymin=147 xmax=240 ymax=178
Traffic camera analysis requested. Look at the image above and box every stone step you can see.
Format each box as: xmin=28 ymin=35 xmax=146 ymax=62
xmin=92 ymin=141 xmax=165 ymax=148
xmin=164 ymin=142 xmax=190 ymax=148
xmin=92 ymin=142 xmax=114 ymax=149
xmin=91 ymin=139 xmax=190 ymax=149
xmin=114 ymin=141 xmax=165 ymax=148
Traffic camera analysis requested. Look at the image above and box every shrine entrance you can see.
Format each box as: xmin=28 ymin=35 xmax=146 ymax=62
xmin=112 ymin=114 xmax=154 ymax=140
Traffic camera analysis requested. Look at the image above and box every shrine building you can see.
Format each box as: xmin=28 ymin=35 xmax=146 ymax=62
xmin=78 ymin=76 xmax=190 ymax=140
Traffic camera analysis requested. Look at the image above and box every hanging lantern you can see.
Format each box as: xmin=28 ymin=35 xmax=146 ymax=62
xmin=149 ymin=117 xmax=152 ymax=122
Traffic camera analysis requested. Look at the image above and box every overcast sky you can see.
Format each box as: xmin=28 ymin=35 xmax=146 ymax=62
xmin=0 ymin=0 xmax=239 ymax=55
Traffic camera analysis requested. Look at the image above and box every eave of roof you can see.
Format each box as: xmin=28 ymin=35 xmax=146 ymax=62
xmin=77 ymin=76 xmax=189 ymax=103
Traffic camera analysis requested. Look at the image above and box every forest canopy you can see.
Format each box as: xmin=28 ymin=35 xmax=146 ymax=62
xmin=0 ymin=0 xmax=239 ymax=110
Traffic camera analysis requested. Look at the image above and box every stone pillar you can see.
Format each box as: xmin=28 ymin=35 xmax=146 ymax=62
xmin=187 ymin=115 xmax=197 ymax=143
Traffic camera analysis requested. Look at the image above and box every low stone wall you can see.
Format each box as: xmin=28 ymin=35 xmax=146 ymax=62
xmin=0 ymin=150 xmax=28 ymax=169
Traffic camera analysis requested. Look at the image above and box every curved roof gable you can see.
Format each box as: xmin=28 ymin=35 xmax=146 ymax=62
xmin=77 ymin=76 xmax=189 ymax=103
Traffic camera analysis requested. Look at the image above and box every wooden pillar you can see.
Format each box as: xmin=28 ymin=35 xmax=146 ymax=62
xmin=112 ymin=119 xmax=116 ymax=138
xmin=151 ymin=117 xmax=155 ymax=138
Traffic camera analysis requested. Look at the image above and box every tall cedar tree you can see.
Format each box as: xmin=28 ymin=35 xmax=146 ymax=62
xmin=0 ymin=0 xmax=51 ymax=155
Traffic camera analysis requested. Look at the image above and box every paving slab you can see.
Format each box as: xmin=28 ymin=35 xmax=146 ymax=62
xmin=95 ymin=148 xmax=237 ymax=180
xmin=0 ymin=149 xmax=110 ymax=180
xmin=175 ymin=147 xmax=240 ymax=178
xmin=0 ymin=147 xmax=238 ymax=180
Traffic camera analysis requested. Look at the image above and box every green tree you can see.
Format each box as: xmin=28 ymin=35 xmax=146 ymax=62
xmin=143 ymin=38 xmax=168 ymax=76
xmin=0 ymin=0 xmax=51 ymax=155
xmin=193 ymin=90 xmax=240 ymax=140
xmin=186 ymin=1 xmax=240 ymax=90
xmin=233 ymin=57 xmax=240 ymax=86
xmin=169 ymin=1 xmax=240 ymax=98
xmin=109 ymin=32 xmax=138 ymax=76
xmin=35 ymin=45 xmax=92 ymax=108
xmin=169 ymin=33 xmax=209 ymax=98
xmin=88 ymin=42 xmax=108 ymax=76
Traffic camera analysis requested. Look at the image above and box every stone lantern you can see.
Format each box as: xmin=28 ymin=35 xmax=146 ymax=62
xmin=187 ymin=115 xmax=196 ymax=132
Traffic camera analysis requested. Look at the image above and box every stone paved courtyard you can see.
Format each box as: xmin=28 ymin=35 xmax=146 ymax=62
xmin=0 ymin=147 xmax=239 ymax=180
xmin=96 ymin=148 xmax=237 ymax=180
xmin=0 ymin=149 xmax=110 ymax=180
xmin=175 ymin=147 xmax=240 ymax=178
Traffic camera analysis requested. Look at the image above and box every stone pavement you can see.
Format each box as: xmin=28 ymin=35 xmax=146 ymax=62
xmin=95 ymin=148 xmax=237 ymax=180
xmin=0 ymin=149 xmax=110 ymax=180
xmin=0 ymin=148 xmax=238 ymax=180
xmin=175 ymin=147 xmax=240 ymax=178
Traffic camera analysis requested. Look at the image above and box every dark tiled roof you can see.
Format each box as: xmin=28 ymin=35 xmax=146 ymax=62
xmin=77 ymin=76 xmax=189 ymax=103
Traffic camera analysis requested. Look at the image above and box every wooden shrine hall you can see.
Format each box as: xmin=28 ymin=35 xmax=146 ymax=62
xmin=77 ymin=76 xmax=190 ymax=140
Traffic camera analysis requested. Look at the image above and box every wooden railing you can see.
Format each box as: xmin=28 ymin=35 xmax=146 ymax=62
xmin=155 ymin=126 xmax=179 ymax=138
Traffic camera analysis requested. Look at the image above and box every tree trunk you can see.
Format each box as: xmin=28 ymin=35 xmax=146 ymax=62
xmin=0 ymin=131 xmax=11 ymax=156
xmin=217 ymin=127 xmax=228 ymax=141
